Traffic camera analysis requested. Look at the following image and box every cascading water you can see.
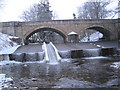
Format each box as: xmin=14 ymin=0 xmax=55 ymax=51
xmin=46 ymin=44 xmax=58 ymax=64
xmin=42 ymin=42 xmax=61 ymax=65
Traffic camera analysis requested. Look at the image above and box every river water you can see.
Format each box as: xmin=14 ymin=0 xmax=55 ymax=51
xmin=0 ymin=56 xmax=120 ymax=89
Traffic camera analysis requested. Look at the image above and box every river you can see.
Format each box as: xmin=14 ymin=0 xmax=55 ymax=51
xmin=0 ymin=56 xmax=120 ymax=89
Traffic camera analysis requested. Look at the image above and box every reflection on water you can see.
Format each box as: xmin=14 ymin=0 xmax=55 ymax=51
xmin=1 ymin=56 xmax=120 ymax=88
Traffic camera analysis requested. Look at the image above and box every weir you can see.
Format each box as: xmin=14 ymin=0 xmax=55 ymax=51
xmin=7 ymin=41 xmax=119 ymax=62
xmin=42 ymin=42 xmax=61 ymax=64
xmin=83 ymin=49 xmax=100 ymax=57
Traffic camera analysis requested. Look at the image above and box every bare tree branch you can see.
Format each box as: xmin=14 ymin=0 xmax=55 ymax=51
xmin=21 ymin=0 xmax=53 ymax=21
xmin=77 ymin=0 xmax=114 ymax=19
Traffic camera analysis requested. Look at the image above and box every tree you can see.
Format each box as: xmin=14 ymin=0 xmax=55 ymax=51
xmin=111 ymin=1 xmax=120 ymax=19
xmin=21 ymin=0 xmax=53 ymax=21
xmin=77 ymin=0 xmax=113 ymax=19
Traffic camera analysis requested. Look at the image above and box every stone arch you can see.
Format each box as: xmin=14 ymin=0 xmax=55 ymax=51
xmin=81 ymin=25 xmax=111 ymax=41
xmin=25 ymin=27 xmax=66 ymax=44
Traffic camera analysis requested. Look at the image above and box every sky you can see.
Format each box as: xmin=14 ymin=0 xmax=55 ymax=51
xmin=0 ymin=0 xmax=119 ymax=22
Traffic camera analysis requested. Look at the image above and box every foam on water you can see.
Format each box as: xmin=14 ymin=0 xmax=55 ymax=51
xmin=47 ymin=62 xmax=59 ymax=65
xmin=23 ymin=60 xmax=45 ymax=64
xmin=61 ymin=59 xmax=71 ymax=62
xmin=81 ymin=56 xmax=109 ymax=60
xmin=111 ymin=62 xmax=120 ymax=69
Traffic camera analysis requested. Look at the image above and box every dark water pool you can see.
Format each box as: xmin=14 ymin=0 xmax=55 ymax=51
xmin=1 ymin=56 xmax=120 ymax=89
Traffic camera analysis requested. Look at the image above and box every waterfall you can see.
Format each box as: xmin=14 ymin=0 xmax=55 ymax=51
xmin=42 ymin=42 xmax=61 ymax=64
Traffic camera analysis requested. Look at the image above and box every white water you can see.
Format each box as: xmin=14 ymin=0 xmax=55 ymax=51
xmin=46 ymin=44 xmax=59 ymax=65
xmin=43 ymin=42 xmax=61 ymax=65
xmin=81 ymin=56 xmax=109 ymax=60
xmin=111 ymin=62 xmax=120 ymax=69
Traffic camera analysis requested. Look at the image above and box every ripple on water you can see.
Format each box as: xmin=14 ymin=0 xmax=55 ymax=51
xmin=1 ymin=56 xmax=120 ymax=88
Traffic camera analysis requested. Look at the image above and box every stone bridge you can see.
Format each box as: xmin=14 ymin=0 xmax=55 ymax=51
xmin=0 ymin=19 xmax=119 ymax=43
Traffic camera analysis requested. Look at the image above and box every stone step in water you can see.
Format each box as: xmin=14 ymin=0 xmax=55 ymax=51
xmin=9 ymin=52 xmax=44 ymax=62
xmin=7 ymin=47 xmax=118 ymax=61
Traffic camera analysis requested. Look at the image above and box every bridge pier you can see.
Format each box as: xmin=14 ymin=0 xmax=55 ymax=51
xmin=67 ymin=32 xmax=79 ymax=43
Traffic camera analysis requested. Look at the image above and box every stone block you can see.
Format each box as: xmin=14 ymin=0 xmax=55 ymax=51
xmin=71 ymin=50 xmax=84 ymax=58
xmin=59 ymin=51 xmax=71 ymax=58
xmin=100 ymin=48 xmax=117 ymax=56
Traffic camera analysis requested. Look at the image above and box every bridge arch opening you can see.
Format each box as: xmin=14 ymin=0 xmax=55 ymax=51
xmin=25 ymin=28 xmax=66 ymax=44
xmin=80 ymin=26 xmax=111 ymax=42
